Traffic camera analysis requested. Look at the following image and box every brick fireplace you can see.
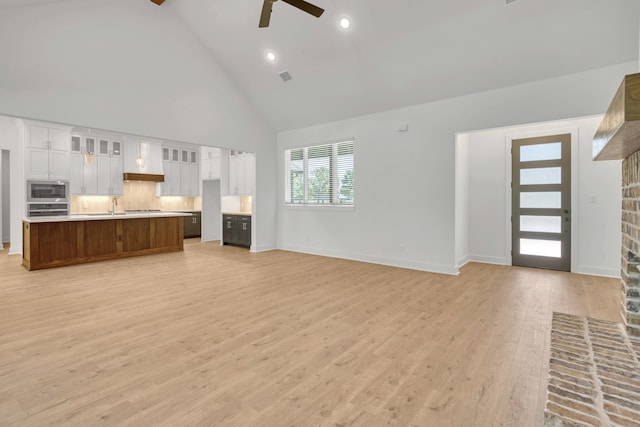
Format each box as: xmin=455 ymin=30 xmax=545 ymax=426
xmin=621 ymin=151 xmax=640 ymax=337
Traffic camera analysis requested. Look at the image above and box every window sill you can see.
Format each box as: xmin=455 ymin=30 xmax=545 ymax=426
xmin=283 ymin=204 xmax=355 ymax=213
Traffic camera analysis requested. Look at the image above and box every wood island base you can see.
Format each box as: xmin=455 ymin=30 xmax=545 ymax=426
xmin=22 ymin=216 xmax=184 ymax=271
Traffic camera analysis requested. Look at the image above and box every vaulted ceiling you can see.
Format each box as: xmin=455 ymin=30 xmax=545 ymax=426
xmin=1 ymin=0 xmax=639 ymax=131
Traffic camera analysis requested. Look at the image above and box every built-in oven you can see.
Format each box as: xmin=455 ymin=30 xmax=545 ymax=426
xmin=26 ymin=180 xmax=69 ymax=217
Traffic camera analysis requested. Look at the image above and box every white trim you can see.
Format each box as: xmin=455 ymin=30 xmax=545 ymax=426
xmin=278 ymin=244 xmax=459 ymax=275
xmin=576 ymin=265 xmax=620 ymax=279
xmin=252 ymin=243 xmax=278 ymax=252
xmin=468 ymin=254 xmax=509 ymax=265
xmin=456 ymin=255 xmax=470 ymax=269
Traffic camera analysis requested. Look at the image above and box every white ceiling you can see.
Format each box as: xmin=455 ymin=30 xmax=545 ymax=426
xmin=2 ymin=0 xmax=640 ymax=131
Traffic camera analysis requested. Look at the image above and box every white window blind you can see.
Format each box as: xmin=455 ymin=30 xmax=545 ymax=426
xmin=285 ymin=140 xmax=354 ymax=206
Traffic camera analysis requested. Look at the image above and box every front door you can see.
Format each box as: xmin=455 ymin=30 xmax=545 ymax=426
xmin=512 ymin=134 xmax=571 ymax=271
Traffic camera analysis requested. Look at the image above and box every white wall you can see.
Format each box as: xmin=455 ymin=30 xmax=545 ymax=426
xmin=277 ymin=61 xmax=637 ymax=275
xmin=1 ymin=150 xmax=9 ymax=244
xmin=455 ymin=133 xmax=470 ymax=268
xmin=0 ymin=117 xmax=21 ymax=254
xmin=0 ymin=0 xmax=277 ymax=252
xmin=463 ymin=116 xmax=621 ymax=277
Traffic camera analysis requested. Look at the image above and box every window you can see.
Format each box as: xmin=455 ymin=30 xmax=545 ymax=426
xmin=285 ymin=140 xmax=354 ymax=206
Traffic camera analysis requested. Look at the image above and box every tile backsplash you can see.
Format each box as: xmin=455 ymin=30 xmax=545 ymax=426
xmin=71 ymin=181 xmax=202 ymax=213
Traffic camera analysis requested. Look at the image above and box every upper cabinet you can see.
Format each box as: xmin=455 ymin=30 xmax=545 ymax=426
xmin=22 ymin=121 xmax=71 ymax=180
xmin=228 ymin=151 xmax=255 ymax=196
xmin=158 ymin=143 xmax=200 ymax=196
xmin=70 ymin=132 xmax=123 ymax=196
xmin=201 ymin=147 xmax=221 ymax=180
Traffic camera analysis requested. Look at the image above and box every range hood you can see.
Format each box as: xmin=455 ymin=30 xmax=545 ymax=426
xmin=123 ymin=173 xmax=164 ymax=182
xmin=593 ymin=72 xmax=640 ymax=160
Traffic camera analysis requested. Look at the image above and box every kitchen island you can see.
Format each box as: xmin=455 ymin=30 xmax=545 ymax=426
xmin=22 ymin=212 xmax=192 ymax=271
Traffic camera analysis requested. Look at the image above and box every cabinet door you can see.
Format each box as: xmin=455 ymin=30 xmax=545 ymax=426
xmin=243 ymin=154 xmax=255 ymax=195
xmin=189 ymin=163 xmax=199 ymax=196
xmin=162 ymin=147 xmax=170 ymax=161
xmin=83 ymin=158 xmax=98 ymax=194
xmin=96 ymin=156 xmax=111 ymax=195
xmin=26 ymin=126 xmax=49 ymax=148
xmin=110 ymin=157 xmax=123 ymax=195
xmin=170 ymin=162 xmax=181 ymax=195
xmin=85 ymin=137 xmax=96 ymax=154
xmin=48 ymin=150 xmax=70 ymax=180
xmin=71 ymin=135 xmax=82 ymax=153
xmin=180 ymin=163 xmax=190 ymax=195
xmin=238 ymin=216 xmax=251 ymax=247
xmin=209 ymin=158 xmax=220 ymax=180
xmin=112 ymin=141 xmax=122 ymax=157
xmin=228 ymin=155 xmax=240 ymax=195
xmin=193 ymin=212 xmax=201 ymax=237
xmin=98 ymin=139 xmax=110 ymax=156
xmin=26 ymin=148 xmax=50 ymax=179
xmin=70 ymin=153 xmax=84 ymax=195
xmin=222 ymin=215 xmax=237 ymax=244
xmin=48 ymin=128 xmax=70 ymax=151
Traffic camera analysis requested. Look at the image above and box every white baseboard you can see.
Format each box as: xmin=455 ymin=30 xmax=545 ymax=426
xmin=456 ymin=255 xmax=470 ymax=269
xmin=253 ymin=243 xmax=278 ymax=252
xmin=278 ymin=244 xmax=458 ymax=275
xmin=468 ymin=254 xmax=508 ymax=265
xmin=576 ymin=265 xmax=620 ymax=279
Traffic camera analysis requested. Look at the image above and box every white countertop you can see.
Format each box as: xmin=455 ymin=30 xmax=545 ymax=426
xmin=222 ymin=212 xmax=252 ymax=216
xmin=23 ymin=211 xmax=193 ymax=223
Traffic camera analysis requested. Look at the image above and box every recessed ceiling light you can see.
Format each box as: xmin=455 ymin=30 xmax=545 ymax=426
xmin=265 ymin=51 xmax=277 ymax=63
xmin=339 ymin=17 xmax=351 ymax=30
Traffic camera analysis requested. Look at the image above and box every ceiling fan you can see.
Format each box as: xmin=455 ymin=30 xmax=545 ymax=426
xmin=259 ymin=0 xmax=324 ymax=28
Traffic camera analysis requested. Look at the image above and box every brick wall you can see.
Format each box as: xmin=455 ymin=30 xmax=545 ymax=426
xmin=621 ymin=150 xmax=640 ymax=337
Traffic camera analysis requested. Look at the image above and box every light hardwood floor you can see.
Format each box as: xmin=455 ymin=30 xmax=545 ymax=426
xmin=0 ymin=240 xmax=621 ymax=426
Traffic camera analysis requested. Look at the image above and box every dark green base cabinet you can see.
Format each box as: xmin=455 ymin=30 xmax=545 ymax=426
xmin=222 ymin=214 xmax=251 ymax=247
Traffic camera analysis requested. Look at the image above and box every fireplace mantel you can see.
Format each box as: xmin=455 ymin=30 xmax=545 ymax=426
xmin=593 ymin=72 xmax=640 ymax=160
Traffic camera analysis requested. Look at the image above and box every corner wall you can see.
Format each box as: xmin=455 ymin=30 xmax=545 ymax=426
xmin=277 ymin=61 xmax=636 ymax=274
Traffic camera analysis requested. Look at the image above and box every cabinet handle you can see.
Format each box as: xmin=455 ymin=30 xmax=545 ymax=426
xmin=242 ymin=223 xmax=247 ymax=230
xmin=227 ymin=221 xmax=231 ymax=228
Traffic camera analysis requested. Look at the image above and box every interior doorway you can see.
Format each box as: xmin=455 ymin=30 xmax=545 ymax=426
xmin=511 ymin=133 xmax=571 ymax=271
xmin=202 ymin=179 xmax=221 ymax=242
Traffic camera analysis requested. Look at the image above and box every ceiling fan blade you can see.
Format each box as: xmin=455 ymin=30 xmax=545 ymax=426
xmin=150 ymin=0 xmax=165 ymax=5
xmin=259 ymin=0 xmax=274 ymax=28
xmin=281 ymin=0 xmax=324 ymax=18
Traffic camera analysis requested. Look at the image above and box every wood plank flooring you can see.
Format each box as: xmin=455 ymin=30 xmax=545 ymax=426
xmin=0 ymin=240 xmax=621 ymax=426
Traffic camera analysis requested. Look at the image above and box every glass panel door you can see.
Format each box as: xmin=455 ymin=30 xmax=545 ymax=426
xmin=512 ymin=134 xmax=571 ymax=271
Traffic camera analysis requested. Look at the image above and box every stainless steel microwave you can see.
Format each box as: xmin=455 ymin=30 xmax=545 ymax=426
xmin=26 ymin=180 xmax=69 ymax=203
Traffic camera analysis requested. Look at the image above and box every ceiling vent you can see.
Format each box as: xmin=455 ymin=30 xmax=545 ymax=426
xmin=278 ymin=71 xmax=293 ymax=82
xmin=506 ymin=0 xmax=519 ymax=4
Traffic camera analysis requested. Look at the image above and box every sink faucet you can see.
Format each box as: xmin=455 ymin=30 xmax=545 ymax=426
xmin=111 ymin=197 xmax=118 ymax=215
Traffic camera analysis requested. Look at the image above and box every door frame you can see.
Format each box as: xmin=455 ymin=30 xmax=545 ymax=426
xmin=504 ymin=126 xmax=579 ymax=272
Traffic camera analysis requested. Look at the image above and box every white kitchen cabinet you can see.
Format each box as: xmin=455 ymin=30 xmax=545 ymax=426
xmin=23 ymin=122 xmax=71 ymax=180
xmin=159 ymin=145 xmax=199 ymax=196
xmin=26 ymin=125 xmax=69 ymax=151
xmin=228 ymin=151 xmax=255 ymax=195
xmin=201 ymin=147 xmax=220 ymax=180
xmin=70 ymin=134 xmax=98 ymax=195
xmin=96 ymin=138 xmax=123 ymax=195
